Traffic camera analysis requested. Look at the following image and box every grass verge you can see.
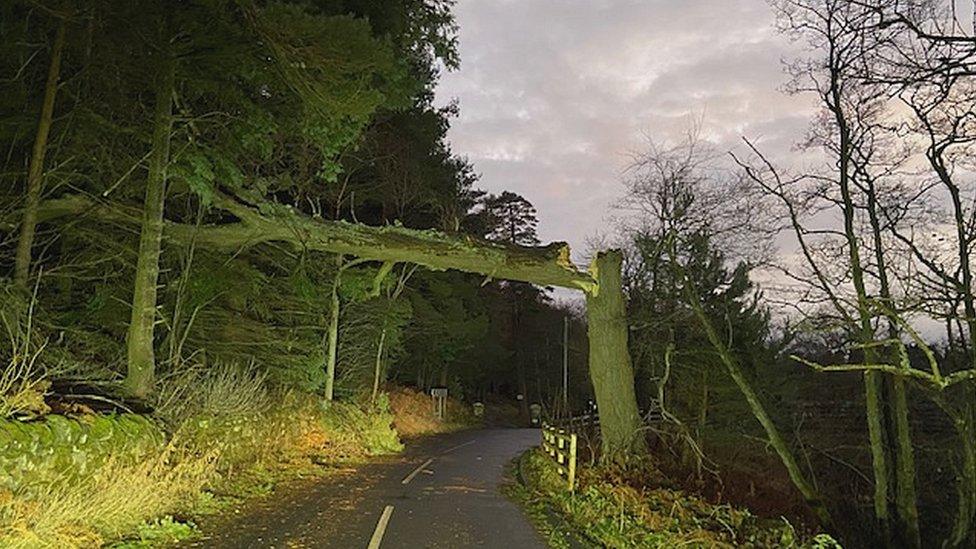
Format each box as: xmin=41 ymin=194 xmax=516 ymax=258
xmin=510 ymin=448 xmax=843 ymax=549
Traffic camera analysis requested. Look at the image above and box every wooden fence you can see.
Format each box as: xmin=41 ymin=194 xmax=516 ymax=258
xmin=539 ymin=406 xmax=661 ymax=491
xmin=540 ymin=421 xmax=577 ymax=491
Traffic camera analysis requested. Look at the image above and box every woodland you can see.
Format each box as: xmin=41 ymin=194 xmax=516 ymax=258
xmin=1 ymin=1 xmax=976 ymax=548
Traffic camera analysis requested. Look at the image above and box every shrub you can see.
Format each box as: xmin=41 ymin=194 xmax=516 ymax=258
xmin=321 ymin=398 xmax=403 ymax=456
xmin=113 ymin=516 xmax=198 ymax=548
xmin=0 ymin=285 xmax=50 ymax=420
xmin=152 ymin=361 xmax=270 ymax=428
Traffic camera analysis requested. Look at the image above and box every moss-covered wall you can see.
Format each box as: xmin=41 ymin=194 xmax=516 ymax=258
xmin=0 ymin=414 xmax=165 ymax=492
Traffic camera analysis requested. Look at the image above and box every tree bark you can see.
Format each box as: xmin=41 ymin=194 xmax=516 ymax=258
xmin=124 ymin=42 xmax=175 ymax=398
xmin=14 ymin=19 xmax=66 ymax=289
xmin=828 ymin=68 xmax=892 ymax=543
xmin=864 ymin=173 xmax=920 ymax=548
xmin=214 ymin=193 xmax=600 ymax=293
xmin=585 ymin=250 xmax=645 ymax=460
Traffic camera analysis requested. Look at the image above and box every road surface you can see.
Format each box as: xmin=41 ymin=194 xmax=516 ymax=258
xmin=184 ymin=428 xmax=547 ymax=548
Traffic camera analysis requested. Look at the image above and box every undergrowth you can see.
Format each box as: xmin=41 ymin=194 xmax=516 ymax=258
xmin=513 ymin=449 xmax=843 ymax=549
xmin=0 ymin=286 xmax=51 ymax=419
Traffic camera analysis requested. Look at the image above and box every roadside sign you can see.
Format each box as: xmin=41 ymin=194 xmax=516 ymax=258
xmin=430 ymin=386 xmax=448 ymax=419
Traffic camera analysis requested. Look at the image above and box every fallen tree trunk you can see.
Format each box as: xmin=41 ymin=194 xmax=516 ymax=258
xmin=22 ymin=193 xmax=596 ymax=293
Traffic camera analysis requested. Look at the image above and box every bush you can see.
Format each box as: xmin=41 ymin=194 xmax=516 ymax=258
xmin=0 ymin=285 xmax=50 ymax=420
xmin=112 ymin=516 xmax=198 ymax=548
xmin=156 ymin=363 xmax=403 ymax=472
xmin=152 ymin=361 xmax=270 ymax=428
xmin=321 ymin=398 xmax=403 ymax=456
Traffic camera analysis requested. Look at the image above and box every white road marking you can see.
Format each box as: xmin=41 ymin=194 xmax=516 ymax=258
xmin=401 ymin=439 xmax=477 ymax=485
xmin=440 ymin=440 xmax=476 ymax=455
xmin=367 ymin=505 xmax=394 ymax=549
xmin=401 ymin=458 xmax=434 ymax=485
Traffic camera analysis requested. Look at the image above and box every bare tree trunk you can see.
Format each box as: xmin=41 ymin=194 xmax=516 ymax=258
xmin=371 ymin=328 xmax=386 ymax=405
xmin=827 ymin=69 xmax=894 ymax=543
xmin=890 ymin=377 xmax=919 ymax=545
xmin=14 ymin=19 xmax=66 ymax=289
xmin=124 ymin=38 xmax=175 ymax=398
xmin=865 ymin=175 xmax=920 ymax=547
xmin=324 ymin=254 xmax=343 ymax=402
xmin=585 ymin=250 xmax=645 ymax=460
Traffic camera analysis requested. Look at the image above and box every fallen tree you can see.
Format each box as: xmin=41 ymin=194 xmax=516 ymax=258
xmin=13 ymin=192 xmax=645 ymax=458
xmin=23 ymin=193 xmax=596 ymax=292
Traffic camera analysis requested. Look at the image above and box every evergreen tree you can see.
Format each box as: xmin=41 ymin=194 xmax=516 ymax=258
xmin=480 ymin=191 xmax=541 ymax=246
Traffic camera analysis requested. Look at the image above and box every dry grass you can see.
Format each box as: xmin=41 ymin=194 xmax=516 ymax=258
xmin=153 ymin=361 xmax=270 ymax=428
xmin=388 ymin=387 xmax=478 ymax=438
xmin=0 ymin=285 xmax=51 ymax=419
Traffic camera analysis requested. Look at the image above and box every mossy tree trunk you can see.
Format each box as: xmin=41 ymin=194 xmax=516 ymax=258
xmin=585 ymin=250 xmax=645 ymax=460
xmin=14 ymin=19 xmax=66 ymax=289
xmin=22 ymin=192 xmax=597 ymax=292
xmin=865 ymin=175 xmax=921 ymax=548
xmin=124 ymin=43 xmax=175 ymax=399
xmin=828 ymin=64 xmax=897 ymax=544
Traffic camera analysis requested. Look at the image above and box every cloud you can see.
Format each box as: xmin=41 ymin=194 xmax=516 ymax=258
xmin=436 ymin=0 xmax=817 ymax=264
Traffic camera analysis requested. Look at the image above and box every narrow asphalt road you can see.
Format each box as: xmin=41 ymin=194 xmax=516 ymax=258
xmin=185 ymin=428 xmax=547 ymax=548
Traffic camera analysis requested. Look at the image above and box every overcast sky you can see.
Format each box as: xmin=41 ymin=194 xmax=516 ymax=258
xmin=435 ymin=0 xmax=819 ymax=263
